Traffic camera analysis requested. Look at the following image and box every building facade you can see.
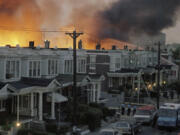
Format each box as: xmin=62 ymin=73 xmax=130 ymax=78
xmin=0 ymin=43 xmax=178 ymax=122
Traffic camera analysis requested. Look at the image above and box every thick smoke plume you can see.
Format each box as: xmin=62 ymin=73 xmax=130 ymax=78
xmin=0 ymin=0 xmax=180 ymax=48
xmin=98 ymin=0 xmax=180 ymax=41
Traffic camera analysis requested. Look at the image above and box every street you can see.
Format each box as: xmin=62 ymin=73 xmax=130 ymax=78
xmin=88 ymin=125 xmax=180 ymax=135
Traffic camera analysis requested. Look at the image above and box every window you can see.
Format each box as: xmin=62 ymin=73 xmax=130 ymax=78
xmin=115 ymin=58 xmax=121 ymax=69
xmin=64 ymin=60 xmax=73 ymax=74
xmin=77 ymin=59 xmax=86 ymax=73
xmin=89 ymin=56 xmax=96 ymax=69
xmin=109 ymin=78 xmax=113 ymax=87
xmin=6 ymin=60 xmax=20 ymax=79
xmin=29 ymin=61 xmax=41 ymax=77
xmin=48 ymin=59 xmax=58 ymax=75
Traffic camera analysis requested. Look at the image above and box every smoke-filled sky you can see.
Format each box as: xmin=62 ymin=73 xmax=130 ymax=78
xmin=39 ymin=0 xmax=180 ymax=44
xmin=0 ymin=0 xmax=180 ymax=47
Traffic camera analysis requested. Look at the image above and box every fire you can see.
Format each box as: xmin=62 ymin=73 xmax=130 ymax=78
xmin=0 ymin=30 xmax=43 ymax=47
xmin=0 ymin=0 xmax=137 ymax=49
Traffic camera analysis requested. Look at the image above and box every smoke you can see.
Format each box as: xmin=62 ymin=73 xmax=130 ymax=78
xmin=98 ymin=0 xmax=180 ymax=41
xmin=0 ymin=0 xmax=180 ymax=47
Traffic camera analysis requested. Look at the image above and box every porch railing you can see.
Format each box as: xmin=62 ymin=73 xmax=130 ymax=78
xmin=19 ymin=107 xmax=37 ymax=117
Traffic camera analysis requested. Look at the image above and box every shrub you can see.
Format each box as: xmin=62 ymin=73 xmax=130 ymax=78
xmin=46 ymin=123 xmax=57 ymax=133
xmin=57 ymin=125 xmax=70 ymax=135
xmin=86 ymin=107 xmax=102 ymax=131
xmin=17 ymin=129 xmax=32 ymax=135
xmin=33 ymin=132 xmax=47 ymax=135
xmin=2 ymin=124 xmax=11 ymax=131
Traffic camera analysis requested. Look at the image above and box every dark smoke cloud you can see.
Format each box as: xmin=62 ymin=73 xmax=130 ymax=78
xmin=99 ymin=0 xmax=180 ymax=41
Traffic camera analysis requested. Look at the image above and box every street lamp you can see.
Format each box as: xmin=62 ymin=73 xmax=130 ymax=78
xmin=163 ymin=81 xmax=166 ymax=85
xmin=16 ymin=122 xmax=21 ymax=127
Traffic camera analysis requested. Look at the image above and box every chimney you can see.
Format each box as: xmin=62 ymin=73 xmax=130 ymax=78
xmin=44 ymin=40 xmax=50 ymax=49
xmin=112 ymin=45 xmax=117 ymax=50
xmin=6 ymin=44 xmax=11 ymax=48
xmin=124 ymin=45 xmax=128 ymax=50
xmin=78 ymin=40 xmax=83 ymax=49
xmin=96 ymin=43 xmax=101 ymax=50
xmin=29 ymin=41 xmax=34 ymax=49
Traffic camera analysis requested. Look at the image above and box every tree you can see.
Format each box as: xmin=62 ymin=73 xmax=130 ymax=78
xmin=168 ymin=81 xmax=180 ymax=98
xmin=64 ymin=102 xmax=103 ymax=131
xmin=172 ymin=47 xmax=180 ymax=59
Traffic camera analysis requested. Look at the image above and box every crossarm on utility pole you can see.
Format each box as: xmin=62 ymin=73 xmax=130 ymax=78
xmin=65 ymin=30 xmax=83 ymax=127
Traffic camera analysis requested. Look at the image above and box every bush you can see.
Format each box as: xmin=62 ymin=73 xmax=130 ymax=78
xmin=0 ymin=118 xmax=6 ymax=125
xmin=57 ymin=125 xmax=70 ymax=135
xmin=17 ymin=129 xmax=48 ymax=135
xmin=2 ymin=124 xmax=11 ymax=131
xmin=17 ymin=129 xmax=32 ymax=135
xmin=86 ymin=107 xmax=102 ymax=131
xmin=46 ymin=123 xmax=57 ymax=133
xmin=33 ymin=132 xmax=47 ymax=135
xmin=89 ymin=103 xmax=116 ymax=119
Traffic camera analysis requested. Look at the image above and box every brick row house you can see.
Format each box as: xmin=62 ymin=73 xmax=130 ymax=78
xmin=0 ymin=42 xmax=178 ymax=122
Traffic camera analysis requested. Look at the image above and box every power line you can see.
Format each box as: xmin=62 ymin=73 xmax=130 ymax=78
xmin=0 ymin=26 xmax=73 ymax=33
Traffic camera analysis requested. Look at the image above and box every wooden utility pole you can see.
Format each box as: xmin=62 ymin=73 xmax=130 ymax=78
xmin=66 ymin=30 xmax=83 ymax=126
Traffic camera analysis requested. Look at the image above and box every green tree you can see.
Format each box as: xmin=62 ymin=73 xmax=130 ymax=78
xmin=172 ymin=47 xmax=180 ymax=59
xmin=168 ymin=81 xmax=180 ymax=98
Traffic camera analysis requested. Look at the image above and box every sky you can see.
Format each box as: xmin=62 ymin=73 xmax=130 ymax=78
xmin=54 ymin=0 xmax=180 ymax=44
xmin=0 ymin=0 xmax=180 ymax=47
xmin=163 ymin=18 xmax=180 ymax=44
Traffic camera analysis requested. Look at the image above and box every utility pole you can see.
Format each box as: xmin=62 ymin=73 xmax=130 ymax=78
xmin=157 ymin=42 xmax=161 ymax=109
xmin=66 ymin=30 xmax=83 ymax=126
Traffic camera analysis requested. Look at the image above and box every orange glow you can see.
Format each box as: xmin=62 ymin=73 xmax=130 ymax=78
xmin=0 ymin=30 xmax=43 ymax=47
xmin=0 ymin=1 xmax=137 ymax=49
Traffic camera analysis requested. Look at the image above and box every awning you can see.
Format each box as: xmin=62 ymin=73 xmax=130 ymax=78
xmin=47 ymin=93 xmax=68 ymax=103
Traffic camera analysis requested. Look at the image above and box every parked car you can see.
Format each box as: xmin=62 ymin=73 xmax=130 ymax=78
xmin=134 ymin=105 xmax=156 ymax=124
xmin=113 ymin=121 xmax=133 ymax=135
xmin=100 ymin=128 xmax=122 ymax=135
xmin=177 ymin=109 xmax=180 ymax=127
xmin=157 ymin=104 xmax=179 ymax=129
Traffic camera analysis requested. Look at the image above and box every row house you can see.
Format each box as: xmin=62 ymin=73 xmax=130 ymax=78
xmin=85 ymin=46 xmax=178 ymax=92
xmin=0 ymin=42 xmax=178 ymax=123
xmin=0 ymin=45 xmax=104 ymax=122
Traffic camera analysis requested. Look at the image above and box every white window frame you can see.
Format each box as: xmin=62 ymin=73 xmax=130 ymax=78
xmin=89 ymin=56 xmax=96 ymax=70
xmin=6 ymin=59 xmax=20 ymax=80
xmin=48 ymin=59 xmax=58 ymax=75
xmin=77 ymin=58 xmax=86 ymax=73
xmin=29 ymin=60 xmax=41 ymax=78
xmin=64 ymin=59 xmax=73 ymax=74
